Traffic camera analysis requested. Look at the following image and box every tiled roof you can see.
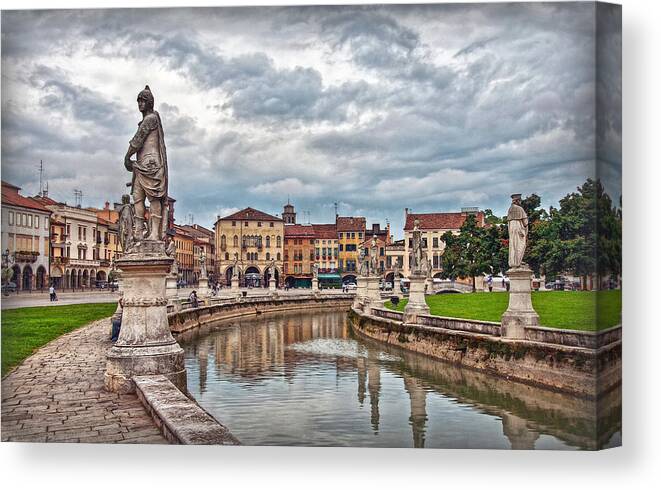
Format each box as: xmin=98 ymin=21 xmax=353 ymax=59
xmin=284 ymin=224 xmax=315 ymax=237
xmin=174 ymin=224 xmax=194 ymax=238
xmin=404 ymin=212 xmax=485 ymax=231
xmin=219 ymin=207 xmax=282 ymax=222
xmin=312 ymin=223 xmax=337 ymax=239
xmin=335 ymin=216 xmax=366 ymax=232
xmin=181 ymin=224 xmax=213 ymax=239
xmin=32 ymin=195 xmax=60 ymax=207
xmin=1 ymin=182 xmax=51 ymax=213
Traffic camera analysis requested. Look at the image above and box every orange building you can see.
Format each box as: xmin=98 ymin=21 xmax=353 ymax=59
xmin=283 ymin=224 xmax=316 ymax=288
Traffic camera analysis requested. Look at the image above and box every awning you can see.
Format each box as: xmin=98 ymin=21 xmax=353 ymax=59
xmin=317 ymin=273 xmax=341 ymax=280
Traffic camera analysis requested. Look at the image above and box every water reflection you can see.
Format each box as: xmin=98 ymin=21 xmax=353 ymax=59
xmin=180 ymin=310 xmax=621 ymax=449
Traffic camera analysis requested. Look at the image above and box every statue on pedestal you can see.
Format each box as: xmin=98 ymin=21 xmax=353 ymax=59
xmin=410 ymin=219 xmax=424 ymax=275
xmin=232 ymin=252 xmax=239 ymax=278
xmin=123 ymin=85 xmax=168 ymax=243
xmin=507 ymin=194 xmax=529 ymax=269
xmin=165 ymin=237 xmax=178 ymax=275
xmin=358 ymin=248 xmax=369 ymax=277
xmin=312 ymin=262 xmax=319 ymax=279
xmin=369 ymin=235 xmax=379 ymax=275
xmin=199 ymin=249 xmax=207 ymax=278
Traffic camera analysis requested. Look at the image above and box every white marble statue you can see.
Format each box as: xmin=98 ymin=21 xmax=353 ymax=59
xmin=507 ymin=194 xmax=529 ymax=269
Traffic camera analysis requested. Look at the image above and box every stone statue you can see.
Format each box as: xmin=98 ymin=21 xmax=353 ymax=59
xmin=312 ymin=263 xmax=319 ymax=279
xmin=123 ymin=85 xmax=168 ymax=242
xmin=165 ymin=238 xmax=178 ymax=275
xmin=117 ymin=194 xmax=135 ymax=253
xmin=358 ymin=248 xmax=369 ymax=277
xmin=410 ymin=219 xmax=424 ymax=275
xmin=369 ymin=235 xmax=379 ymax=274
xmin=507 ymin=194 xmax=529 ymax=269
xmin=232 ymin=252 xmax=239 ymax=278
xmin=199 ymin=249 xmax=207 ymax=278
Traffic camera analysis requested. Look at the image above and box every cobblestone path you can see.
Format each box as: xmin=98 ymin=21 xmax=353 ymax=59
xmin=1 ymin=318 xmax=167 ymax=444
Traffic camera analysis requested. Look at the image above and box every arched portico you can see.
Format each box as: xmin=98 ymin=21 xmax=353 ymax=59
xmin=36 ymin=266 xmax=47 ymax=290
xmin=264 ymin=267 xmax=280 ymax=287
xmin=244 ymin=266 xmax=261 ymax=287
xmin=342 ymin=274 xmax=357 ymax=284
xmin=22 ymin=265 xmax=33 ymax=291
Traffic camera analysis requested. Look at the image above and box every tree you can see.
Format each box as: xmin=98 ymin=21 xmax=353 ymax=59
xmin=451 ymin=215 xmax=492 ymax=292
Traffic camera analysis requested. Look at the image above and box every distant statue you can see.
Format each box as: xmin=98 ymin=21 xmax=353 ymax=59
xmin=199 ymin=249 xmax=207 ymax=278
xmin=425 ymin=258 xmax=432 ymax=279
xmin=269 ymin=259 xmax=277 ymax=279
xmin=507 ymin=194 xmax=529 ymax=269
xmin=369 ymin=235 xmax=379 ymax=274
xmin=118 ymin=194 xmax=135 ymax=253
xmin=232 ymin=252 xmax=239 ymax=278
xmin=358 ymin=249 xmax=369 ymax=277
xmin=312 ymin=263 xmax=319 ymax=279
xmin=165 ymin=237 xmax=178 ymax=275
xmin=410 ymin=219 xmax=424 ymax=275
xmin=123 ymin=85 xmax=168 ymax=242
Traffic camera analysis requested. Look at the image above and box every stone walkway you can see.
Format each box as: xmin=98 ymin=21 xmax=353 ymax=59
xmin=1 ymin=318 xmax=167 ymax=444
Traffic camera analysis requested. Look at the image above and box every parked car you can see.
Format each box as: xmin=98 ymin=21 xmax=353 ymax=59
xmin=95 ymin=281 xmax=108 ymax=289
xmin=2 ymin=281 xmax=17 ymax=294
xmin=345 ymin=283 xmax=357 ymax=291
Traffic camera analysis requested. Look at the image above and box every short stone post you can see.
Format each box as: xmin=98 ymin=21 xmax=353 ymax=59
xmin=501 ymin=267 xmax=539 ymax=338
xmin=105 ymin=241 xmax=187 ymax=394
xmin=404 ymin=273 xmax=430 ymax=323
xmin=231 ymin=275 xmax=240 ymax=293
xmin=365 ymin=276 xmax=381 ymax=304
xmin=311 ymin=277 xmax=319 ymax=292
xmin=165 ymin=273 xmax=178 ymax=300
xmin=269 ymin=276 xmax=277 ymax=292
xmin=353 ymin=276 xmax=367 ymax=311
xmin=197 ymin=276 xmax=210 ymax=297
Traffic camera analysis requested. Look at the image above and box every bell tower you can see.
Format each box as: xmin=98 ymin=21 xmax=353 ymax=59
xmin=283 ymin=199 xmax=296 ymax=224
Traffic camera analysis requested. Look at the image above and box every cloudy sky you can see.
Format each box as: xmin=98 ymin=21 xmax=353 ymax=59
xmin=1 ymin=2 xmax=621 ymax=238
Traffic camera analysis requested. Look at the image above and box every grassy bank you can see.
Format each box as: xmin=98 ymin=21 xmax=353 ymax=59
xmin=385 ymin=290 xmax=621 ymax=331
xmin=1 ymin=303 xmax=116 ymax=377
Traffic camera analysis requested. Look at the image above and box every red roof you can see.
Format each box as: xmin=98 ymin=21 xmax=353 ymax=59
xmin=312 ymin=223 xmax=337 ymax=239
xmin=219 ymin=207 xmax=282 ymax=222
xmin=284 ymin=224 xmax=315 ymax=238
xmin=404 ymin=212 xmax=485 ymax=231
xmin=1 ymin=181 xmax=51 ymax=213
xmin=335 ymin=216 xmax=366 ymax=232
xmin=32 ymin=194 xmax=60 ymax=206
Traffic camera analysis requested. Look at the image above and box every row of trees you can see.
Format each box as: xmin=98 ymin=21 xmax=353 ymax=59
xmin=438 ymin=179 xmax=622 ymax=291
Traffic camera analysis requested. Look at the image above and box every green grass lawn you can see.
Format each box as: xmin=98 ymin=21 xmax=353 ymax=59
xmin=1 ymin=303 xmax=116 ymax=377
xmin=385 ymin=290 xmax=621 ymax=332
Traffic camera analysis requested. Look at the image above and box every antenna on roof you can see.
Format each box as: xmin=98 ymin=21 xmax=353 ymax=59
xmin=334 ymin=201 xmax=338 ymax=219
xmin=73 ymin=189 xmax=82 ymax=208
xmin=38 ymin=160 xmax=44 ymax=196
xmin=188 ymin=213 xmax=194 ymax=225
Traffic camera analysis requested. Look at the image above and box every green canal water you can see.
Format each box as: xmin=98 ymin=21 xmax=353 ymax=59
xmin=181 ymin=309 xmax=621 ymax=449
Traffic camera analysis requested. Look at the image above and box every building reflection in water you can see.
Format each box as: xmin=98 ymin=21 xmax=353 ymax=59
xmin=182 ymin=310 xmax=621 ymax=450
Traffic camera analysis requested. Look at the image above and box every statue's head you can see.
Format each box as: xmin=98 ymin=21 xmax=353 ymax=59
xmin=414 ymin=218 xmax=420 ymax=230
xmin=137 ymin=85 xmax=154 ymax=113
xmin=511 ymin=193 xmax=522 ymax=205
xmin=121 ymin=194 xmax=131 ymax=205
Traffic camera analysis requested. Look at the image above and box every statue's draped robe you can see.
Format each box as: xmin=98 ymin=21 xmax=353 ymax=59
xmin=507 ymin=204 xmax=528 ymax=268
xmin=129 ymin=112 xmax=168 ymax=201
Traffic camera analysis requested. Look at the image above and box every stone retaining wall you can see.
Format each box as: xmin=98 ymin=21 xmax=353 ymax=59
xmin=349 ymin=308 xmax=621 ymax=399
xmin=168 ymin=293 xmax=353 ymax=336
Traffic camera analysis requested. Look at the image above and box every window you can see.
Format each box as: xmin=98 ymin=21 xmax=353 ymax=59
xmin=225 ymin=252 xmax=229 ymax=260
xmin=277 ymin=253 xmax=281 ymax=261
xmin=276 ymin=236 xmax=281 ymax=248
xmin=8 ymin=212 xmax=13 ymax=225
xmin=232 ymin=221 xmax=236 ymax=227
xmin=233 ymin=235 xmax=238 ymax=247
xmin=257 ymin=222 xmax=262 ymax=227
xmin=270 ymin=222 xmax=274 ymax=228
xmin=339 ymin=244 xmax=343 ymax=251
xmin=358 ymin=232 xmax=363 ymax=239
xmin=351 ymin=232 xmax=355 ymax=239
xmin=338 ymin=232 xmax=343 ymax=239
xmin=380 ymin=247 xmax=384 ymax=256
xmin=433 ymin=237 xmax=439 ymax=248
xmin=266 ymin=236 xmax=270 ymax=248
xmin=244 ymin=221 xmax=249 ymax=227
xmin=266 ymin=252 xmax=270 ymax=260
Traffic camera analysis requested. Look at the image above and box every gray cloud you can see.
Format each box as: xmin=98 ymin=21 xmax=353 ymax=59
xmin=1 ymin=3 xmax=621 ymax=237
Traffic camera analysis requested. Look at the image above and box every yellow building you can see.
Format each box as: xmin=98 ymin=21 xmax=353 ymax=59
xmin=336 ymin=216 xmax=365 ymax=282
xmin=215 ymin=207 xmax=284 ymax=287
xmin=174 ymin=224 xmax=195 ymax=285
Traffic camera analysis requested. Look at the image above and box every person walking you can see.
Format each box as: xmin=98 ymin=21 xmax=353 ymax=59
xmin=49 ymin=284 xmax=57 ymax=301
xmin=486 ymin=275 xmax=493 ymax=292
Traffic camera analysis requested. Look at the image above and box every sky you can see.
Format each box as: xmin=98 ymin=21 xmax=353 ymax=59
xmin=1 ymin=2 xmax=621 ymax=239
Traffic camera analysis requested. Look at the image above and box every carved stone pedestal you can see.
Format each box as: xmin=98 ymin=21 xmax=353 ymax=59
xmin=311 ymin=277 xmax=319 ymax=292
xmin=353 ymin=276 xmax=367 ymax=311
xmin=198 ymin=276 xmax=209 ymax=297
xmin=501 ymin=267 xmax=539 ymax=339
xmin=231 ymin=276 xmax=239 ymax=292
xmin=364 ymin=276 xmax=382 ymax=315
xmin=404 ymin=274 xmax=430 ymax=323
xmin=104 ymin=241 xmax=187 ymax=394
xmin=269 ymin=277 xmax=277 ymax=292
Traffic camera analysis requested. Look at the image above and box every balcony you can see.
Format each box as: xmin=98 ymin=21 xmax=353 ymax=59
xmin=53 ymin=256 xmax=70 ymax=265
xmin=99 ymin=259 xmax=111 ymax=267
xmin=15 ymin=251 xmax=39 ymax=263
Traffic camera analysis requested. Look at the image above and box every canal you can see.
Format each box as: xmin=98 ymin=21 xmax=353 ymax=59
xmin=181 ymin=309 xmax=621 ymax=449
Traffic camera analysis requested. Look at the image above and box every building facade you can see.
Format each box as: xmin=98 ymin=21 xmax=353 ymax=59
xmin=402 ymin=208 xmax=485 ymax=277
xmin=181 ymin=224 xmax=216 ymax=284
xmin=283 ymin=224 xmax=315 ymax=288
xmin=215 ymin=207 xmax=284 ymax=287
xmin=1 ymin=181 xmax=51 ymax=290
xmin=174 ymin=224 xmax=195 ymax=285
xmin=336 ymin=216 xmax=366 ymax=282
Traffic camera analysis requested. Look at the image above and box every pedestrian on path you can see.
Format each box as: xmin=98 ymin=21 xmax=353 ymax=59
xmin=189 ymin=290 xmax=199 ymax=308
xmin=49 ymin=285 xmax=57 ymax=301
